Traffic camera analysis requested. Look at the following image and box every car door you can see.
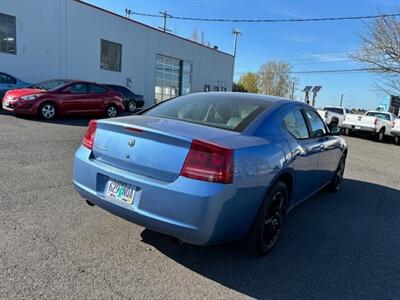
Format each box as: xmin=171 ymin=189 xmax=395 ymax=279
xmin=59 ymin=83 xmax=90 ymax=114
xmin=280 ymin=107 xmax=321 ymax=203
xmin=304 ymin=109 xmax=342 ymax=187
xmin=87 ymin=84 xmax=109 ymax=114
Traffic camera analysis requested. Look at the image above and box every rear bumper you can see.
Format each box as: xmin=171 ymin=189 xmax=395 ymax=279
xmin=73 ymin=146 xmax=255 ymax=245
xmin=342 ymin=122 xmax=376 ymax=133
xmin=391 ymin=129 xmax=400 ymax=136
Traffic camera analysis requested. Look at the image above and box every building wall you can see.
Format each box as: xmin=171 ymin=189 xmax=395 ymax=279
xmin=0 ymin=0 xmax=234 ymax=107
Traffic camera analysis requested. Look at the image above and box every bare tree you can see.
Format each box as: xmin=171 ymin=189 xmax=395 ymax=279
xmin=257 ymin=61 xmax=297 ymax=97
xmin=351 ymin=16 xmax=400 ymax=94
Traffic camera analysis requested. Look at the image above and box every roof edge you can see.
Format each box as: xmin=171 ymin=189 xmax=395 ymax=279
xmin=75 ymin=0 xmax=234 ymax=58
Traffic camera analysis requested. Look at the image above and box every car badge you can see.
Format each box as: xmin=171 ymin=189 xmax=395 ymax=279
xmin=128 ymin=139 xmax=136 ymax=148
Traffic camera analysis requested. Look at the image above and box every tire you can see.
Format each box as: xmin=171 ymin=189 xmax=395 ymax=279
xmin=394 ymin=136 xmax=400 ymax=145
xmin=39 ymin=102 xmax=57 ymax=119
xmin=326 ymin=155 xmax=346 ymax=193
xmin=241 ymin=180 xmax=288 ymax=256
xmin=375 ymin=128 xmax=385 ymax=142
xmin=126 ymin=100 xmax=137 ymax=113
xmin=106 ymin=104 xmax=118 ymax=118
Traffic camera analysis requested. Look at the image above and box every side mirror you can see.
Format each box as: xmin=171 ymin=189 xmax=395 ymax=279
xmin=62 ymin=88 xmax=71 ymax=94
xmin=330 ymin=127 xmax=341 ymax=135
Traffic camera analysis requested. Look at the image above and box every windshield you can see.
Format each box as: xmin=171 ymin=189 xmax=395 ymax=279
xmin=30 ymin=80 xmax=71 ymax=91
xmin=366 ymin=112 xmax=391 ymax=121
xmin=143 ymin=94 xmax=271 ymax=132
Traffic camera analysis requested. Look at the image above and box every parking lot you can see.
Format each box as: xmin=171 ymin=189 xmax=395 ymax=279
xmin=0 ymin=111 xmax=399 ymax=299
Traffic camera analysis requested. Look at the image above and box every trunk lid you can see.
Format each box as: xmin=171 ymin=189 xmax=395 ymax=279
xmin=92 ymin=115 xmax=240 ymax=182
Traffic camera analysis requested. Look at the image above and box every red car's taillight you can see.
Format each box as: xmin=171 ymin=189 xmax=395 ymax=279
xmin=180 ymin=139 xmax=234 ymax=184
xmin=82 ymin=120 xmax=97 ymax=150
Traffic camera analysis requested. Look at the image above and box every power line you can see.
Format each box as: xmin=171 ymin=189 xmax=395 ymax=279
xmin=234 ymin=67 xmax=385 ymax=75
xmin=131 ymin=11 xmax=400 ymax=23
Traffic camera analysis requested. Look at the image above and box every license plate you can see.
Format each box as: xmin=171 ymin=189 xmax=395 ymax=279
xmin=355 ymin=126 xmax=361 ymax=129
xmin=105 ymin=180 xmax=135 ymax=205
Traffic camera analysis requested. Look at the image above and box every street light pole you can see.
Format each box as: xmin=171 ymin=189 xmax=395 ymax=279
xmin=232 ymin=29 xmax=241 ymax=84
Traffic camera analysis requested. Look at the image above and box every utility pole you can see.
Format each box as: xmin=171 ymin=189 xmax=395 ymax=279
xmin=291 ymin=82 xmax=295 ymax=99
xmin=232 ymin=29 xmax=241 ymax=82
xmin=159 ymin=11 xmax=172 ymax=32
xmin=232 ymin=28 xmax=241 ymax=57
xmin=340 ymin=94 xmax=343 ymax=106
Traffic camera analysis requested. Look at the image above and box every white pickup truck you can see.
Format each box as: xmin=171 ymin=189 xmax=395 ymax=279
xmin=391 ymin=118 xmax=400 ymax=145
xmin=317 ymin=106 xmax=352 ymax=129
xmin=342 ymin=111 xmax=396 ymax=142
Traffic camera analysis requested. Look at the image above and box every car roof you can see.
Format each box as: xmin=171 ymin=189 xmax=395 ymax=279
xmin=189 ymin=92 xmax=298 ymax=105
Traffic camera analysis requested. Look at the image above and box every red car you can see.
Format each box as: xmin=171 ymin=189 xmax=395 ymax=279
xmin=2 ymin=79 xmax=125 ymax=119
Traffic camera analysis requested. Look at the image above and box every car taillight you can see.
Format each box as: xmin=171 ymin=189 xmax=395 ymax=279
xmin=82 ymin=120 xmax=97 ymax=150
xmin=180 ymin=139 xmax=234 ymax=184
xmin=374 ymin=118 xmax=378 ymax=125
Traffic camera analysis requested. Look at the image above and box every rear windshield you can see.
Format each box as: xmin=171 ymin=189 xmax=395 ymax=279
xmin=366 ymin=112 xmax=391 ymax=121
xmin=30 ymin=80 xmax=70 ymax=91
xmin=324 ymin=107 xmax=343 ymax=115
xmin=143 ymin=94 xmax=271 ymax=132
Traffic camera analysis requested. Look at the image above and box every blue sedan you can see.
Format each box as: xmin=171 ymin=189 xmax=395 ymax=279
xmin=0 ymin=71 xmax=30 ymax=100
xmin=73 ymin=93 xmax=347 ymax=255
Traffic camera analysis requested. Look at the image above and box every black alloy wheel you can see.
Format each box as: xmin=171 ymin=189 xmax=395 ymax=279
xmin=242 ymin=180 xmax=288 ymax=255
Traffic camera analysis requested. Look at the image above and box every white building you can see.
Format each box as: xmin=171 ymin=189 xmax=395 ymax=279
xmin=0 ymin=0 xmax=234 ymax=107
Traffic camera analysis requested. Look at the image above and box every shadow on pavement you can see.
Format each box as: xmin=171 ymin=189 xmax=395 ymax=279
xmin=140 ymin=179 xmax=400 ymax=299
xmin=0 ymin=109 xmax=135 ymax=127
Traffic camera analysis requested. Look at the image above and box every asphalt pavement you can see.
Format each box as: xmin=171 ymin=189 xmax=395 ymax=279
xmin=0 ymin=111 xmax=399 ymax=299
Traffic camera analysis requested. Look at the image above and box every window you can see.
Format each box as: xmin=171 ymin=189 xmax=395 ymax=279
xmin=204 ymin=84 xmax=210 ymax=92
xmin=282 ymin=110 xmax=310 ymax=139
xmin=100 ymin=39 xmax=122 ymax=72
xmin=0 ymin=13 xmax=16 ymax=54
xmin=107 ymin=85 xmax=134 ymax=98
xmin=324 ymin=107 xmax=343 ymax=115
xmin=88 ymin=84 xmax=107 ymax=94
xmin=181 ymin=61 xmax=192 ymax=95
xmin=68 ymin=84 xmax=88 ymax=94
xmin=155 ymin=55 xmax=192 ymax=103
xmin=305 ymin=110 xmax=327 ymax=137
xmin=345 ymin=108 xmax=353 ymax=114
xmin=144 ymin=94 xmax=271 ymax=132
xmin=366 ymin=111 xmax=391 ymax=121
xmin=31 ymin=80 xmax=71 ymax=91
xmin=0 ymin=73 xmax=16 ymax=84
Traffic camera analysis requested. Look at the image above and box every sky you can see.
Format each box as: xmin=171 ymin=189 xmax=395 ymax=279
xmin=85 ymin=0 xmax=399 ymax=109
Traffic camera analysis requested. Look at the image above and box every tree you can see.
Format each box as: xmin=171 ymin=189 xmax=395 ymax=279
xmin=257 ymin=61 xmax=297 ymax=97
xmin=232 ymin=82 xmax=247 ymax=92
xmin=238 ymin=72 xmax=258 ymax=93
xmin=351 ymin=16 xmax=400 ymax=94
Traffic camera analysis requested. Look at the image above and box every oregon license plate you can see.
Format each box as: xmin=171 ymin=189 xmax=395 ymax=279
xmin=105 ymin=180 xmax=135 ymax=205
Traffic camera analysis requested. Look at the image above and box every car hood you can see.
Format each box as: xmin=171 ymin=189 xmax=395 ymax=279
xmin=5 ymin=88 xmax=45 ymax=99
